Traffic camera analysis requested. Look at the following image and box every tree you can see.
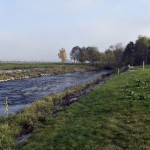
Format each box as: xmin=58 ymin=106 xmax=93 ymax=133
xmin=78 ymin=47 xmax=87 ymax=64
xmin=70 ymin=46 xmax=80 ymax=63
xmin=113 ymin=43 xmax=124 ymax=68
xmin=99 ymin=52 xmax=106 ymax=65
xmin=70 ymin=46 xmax=87 ymax=64
xmin=58 ymin=48 xmax=67 ymax=63
xmin=85 ymin=47 xmax=100 ymax=64
xmin=103 ymin=43 xmax=123 ymax=70
xmin=104 ymin=49 xmax=115 ymax=66
xmin=123 ymin=41 xmax=135 ymax=66
xmin=134 ymin=35 xmax=150 ymax=65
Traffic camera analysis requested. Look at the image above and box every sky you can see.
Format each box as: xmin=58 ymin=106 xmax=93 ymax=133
xmin=0 ymin=0 xmax=150 ymax=62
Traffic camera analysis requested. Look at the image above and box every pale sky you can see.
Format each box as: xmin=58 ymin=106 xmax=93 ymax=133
xmin=0 ymin=0 xmax=150 ymax=61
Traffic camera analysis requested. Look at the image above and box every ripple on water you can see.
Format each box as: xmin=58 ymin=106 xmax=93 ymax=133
xmin=0 ymin=70 xmax=108 ymax=115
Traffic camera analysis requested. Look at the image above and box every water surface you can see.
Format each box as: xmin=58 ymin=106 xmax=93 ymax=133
xmin=0 ymin=70 xmax=107 ymax=115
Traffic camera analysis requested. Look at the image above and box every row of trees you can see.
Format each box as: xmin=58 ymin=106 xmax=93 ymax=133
xmin=70 ymin=46 xmax=100 ymax=64
xmin=58 ymin=46 xmax=101 ymax=64
xmin=123 ymin=35 xmax=150 ymax=66
xmin=58 ymin=35 xmax=150 ymax=68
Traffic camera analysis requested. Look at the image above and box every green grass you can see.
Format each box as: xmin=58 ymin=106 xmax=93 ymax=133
xmin=0 ymin=62 xmax=94 ymax=70
xmin=134 ymin=65 xmax=150 ymax=70
xmin=0 ymin=62 xmax=97 ymax=81
xmin=16 ymin=68 xmax=150 ymax=150
xmin=0 ymin=79 xmax=104 ymax=150
xmin=0 ymin=62 xmax=54 ymax=70
xmin=0 ymin=62 xmax=67 ymax=70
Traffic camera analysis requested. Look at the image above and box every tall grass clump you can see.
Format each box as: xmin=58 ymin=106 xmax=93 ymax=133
xmin=0 ymin=124 xmax=14 ymax=150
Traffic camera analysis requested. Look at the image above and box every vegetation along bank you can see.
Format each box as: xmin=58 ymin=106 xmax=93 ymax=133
xmin=15 ymin=66 xmax=150 ymax=150
xmin=0 ymin=71 xmax=114 ymax=149
xmin=0 ymin=63 xmax=98 ymax=81
xmin=0 ymin=66 xmax=150 ymax=149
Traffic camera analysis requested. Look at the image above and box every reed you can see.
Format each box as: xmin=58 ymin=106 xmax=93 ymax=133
xmin=5 ymin=97 xmax=9 ymax=116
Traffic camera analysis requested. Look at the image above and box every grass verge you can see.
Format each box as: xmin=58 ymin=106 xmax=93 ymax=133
xmin=15 ymin=68 xmax=150 ymax=150
xmin=0 ymin=72 xmax=114 ymax=150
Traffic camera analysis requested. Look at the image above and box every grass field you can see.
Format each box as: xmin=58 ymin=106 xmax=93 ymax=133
xmin=0 ymin=62 xmax=97 ymax=81
xmin=16 ymin=66 xmax=150 ymax=150
xmin=0 ymin=62 xmax=88 ymax=70
xmin=0 ymin=62 xmax=56 ymax=70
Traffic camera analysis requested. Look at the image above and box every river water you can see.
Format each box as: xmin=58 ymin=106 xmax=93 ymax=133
xmin=0 ymin=70 xmax=108 ymax=115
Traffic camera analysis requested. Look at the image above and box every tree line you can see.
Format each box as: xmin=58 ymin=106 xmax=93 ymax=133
xmin=58 ymin=35 xmax=150 ymax=68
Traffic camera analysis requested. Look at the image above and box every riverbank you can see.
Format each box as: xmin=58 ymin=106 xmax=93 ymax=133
xmin=0 ymin=64 xmax=98 ymax=82
xmin=0 ymin=70 xmax=109 ymax=115
xmin=14 ymin=67 xmax=150 ymax=150
xmin=0 ymin=71 xmax=114 ymax=149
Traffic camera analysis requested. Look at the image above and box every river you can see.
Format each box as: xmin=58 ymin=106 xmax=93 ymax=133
xmin=0 ymin=70 xmax=108 ymax=115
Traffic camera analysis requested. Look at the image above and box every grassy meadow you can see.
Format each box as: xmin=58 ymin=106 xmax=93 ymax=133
xmin=0 ymin=62 xmax=98 ymax=70
xmin=0 ymin=62 xmax=72 ymax=70
xmin=0 ymin=62 xmax=98 ymax=71
xmin=0 ymin=62 xmax=97 ymax=81
xmin=16 ymin=66 xmax=150 ymax=150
